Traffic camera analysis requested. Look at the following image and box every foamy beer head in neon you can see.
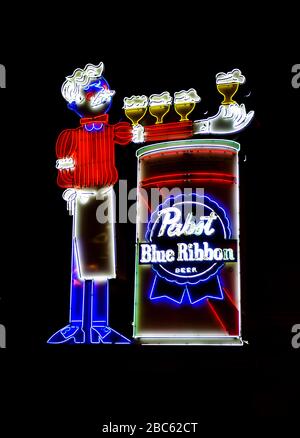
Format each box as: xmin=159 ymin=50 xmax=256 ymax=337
xmin=174 ymin=88 xmax=201 ymax=104
xmin=149 ymin=91 xmax=172 ymax=106
xmin=61 ymin=62 xmax=115 ymax=117
xmin=216 ymin=69 xmax=245 ymax=85
xmin=123 ymin=95 xmax=148 ymax=109
xmin=140 ymin=194 xmax=237 ymax=285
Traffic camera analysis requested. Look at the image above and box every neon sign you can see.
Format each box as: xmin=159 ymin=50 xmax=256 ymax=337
xmin=139 ymin=194 xmax=237 ymax=304
xmin=133 ymin=139 xmax=242 ymax=345
xmin=123 ymin=68 xmax=254 ymax=135
xmin=50 ymin=62 xmax=254 ymax=346
xmin=193 ymin=68 xmax=254 ymax=134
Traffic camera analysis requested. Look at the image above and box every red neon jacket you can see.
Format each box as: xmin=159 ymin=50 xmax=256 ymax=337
xmin=56 ymin=117 xmax=193 ymax=189
xmin=56 ymin=115 xmax=132 ymax=188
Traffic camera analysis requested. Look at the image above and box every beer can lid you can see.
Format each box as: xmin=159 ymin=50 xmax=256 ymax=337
xmin=136 ymin=139 xmax=240 ymax=158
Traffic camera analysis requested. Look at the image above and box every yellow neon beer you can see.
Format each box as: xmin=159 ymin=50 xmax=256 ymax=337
xmin=149 ymin=91 xmax=172 ymax=124
xmin=174 ymin=88 xmax=201 ymax=121
xmin=123 ymin=95 xmax=148 ymax=126
xmin=217 ymin=83 xmax=240 ymax=105
xmin=216 ymin=68 xmax=245 ymax=105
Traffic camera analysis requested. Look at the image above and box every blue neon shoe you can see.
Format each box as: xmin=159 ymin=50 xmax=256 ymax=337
xmin=47 ymin=324 xmax=85 ymax=344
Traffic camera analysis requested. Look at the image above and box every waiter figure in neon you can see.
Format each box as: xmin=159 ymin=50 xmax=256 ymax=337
xmin=48 ymin=62 xmax=133 ymax=344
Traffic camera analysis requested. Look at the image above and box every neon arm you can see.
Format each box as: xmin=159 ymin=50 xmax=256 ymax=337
xmin=193 ymin=104 xmax=254 ymax=135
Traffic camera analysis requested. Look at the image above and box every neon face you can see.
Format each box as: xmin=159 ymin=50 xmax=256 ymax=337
xmin=83 ymin=78 xmax=109 ymax=92
xmin=61 ymin=62 xmax=115 ymax=118
xmin=73 ymin=78 xmax=114 ymax=117
xmin=83 ymin=78 xmax=115 ymax=111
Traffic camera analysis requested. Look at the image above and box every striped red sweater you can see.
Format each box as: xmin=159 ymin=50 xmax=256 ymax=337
xmin=56 ymin=118 xmax=193 ymax=189
xmin=56 ymin=121 xmax=132 ymax=188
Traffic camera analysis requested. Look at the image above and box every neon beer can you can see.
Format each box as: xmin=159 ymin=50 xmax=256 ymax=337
xmin=133 ymin=139 xmax=242 ymax=345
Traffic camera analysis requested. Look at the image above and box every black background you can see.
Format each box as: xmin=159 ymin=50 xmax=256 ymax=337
xmin=0 ymin=14 xmax=299 ymax=433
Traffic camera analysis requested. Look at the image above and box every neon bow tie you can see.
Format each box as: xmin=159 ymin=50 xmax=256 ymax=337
xmin=80 ymin=114 xmax=109 ymax=125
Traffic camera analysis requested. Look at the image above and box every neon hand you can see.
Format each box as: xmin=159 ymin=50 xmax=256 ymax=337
xmin=132 ymin=124 xmax=145 ymax=143
xmin=56 ymin=157 xmax=75 ymax=170
xmin=194 ymin=104 xmax=254 ymax=135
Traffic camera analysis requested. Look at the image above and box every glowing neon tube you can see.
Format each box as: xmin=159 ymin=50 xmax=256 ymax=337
xmin=133 ymin=139 xmax=242 ymax=346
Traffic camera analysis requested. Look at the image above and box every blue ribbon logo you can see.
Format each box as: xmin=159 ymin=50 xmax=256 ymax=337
xmin=140 ymin=194 xmax=237 ymax=305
